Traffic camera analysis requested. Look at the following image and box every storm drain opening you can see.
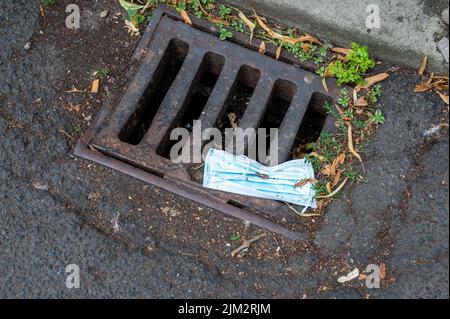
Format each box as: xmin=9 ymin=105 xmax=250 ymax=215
xmin=157 ymin=52 xmax=225 ymax=158
xmin=119 ymin=39 xmax=189 ymax=145
xmin=291 ymin=92 xmax=331 ymax=159
xmin=217 ymin=66 xmax=261 ymax=132
xmin=211 ymin=65 xmax=261 ymax=151
xmin=77 ymin=6 xmax=342 ymax=240
xmin=255 ymin=79 xmax=297 ymax=163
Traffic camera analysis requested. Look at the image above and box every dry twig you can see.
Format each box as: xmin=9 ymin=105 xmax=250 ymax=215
xmin=231 ymin=233 xmax=268 ymax=257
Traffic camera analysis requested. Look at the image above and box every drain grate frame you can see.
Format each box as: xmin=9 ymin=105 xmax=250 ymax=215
xmin=74 ymin=5 xmax=343 ymax=241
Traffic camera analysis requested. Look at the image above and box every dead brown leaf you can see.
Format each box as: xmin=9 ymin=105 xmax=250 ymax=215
xmin=227 ymin=113 xmax=239 ymax=129
xmin=355 ymin=73 xmax=390 ymax=92
xmin=348 ymin=124 xmax=364 ymax=168
xmin=436 ymin=90 xmax=449 ymax=105
xmin=335 ymin=55 xmax=348 ymax=62
xmin=326 ymin=182 xmax=332 ymax=194
xmin=285 ymin=202 xmax=322 ymax=217
xmin=179 ymin=10 xmax=192 ymax=25
xmin=64 ymin=103 xmax=80 ymax=113
xmin=258 ymin=41 xmax=266 ymax=54
xmin=331 ymin=47 xmax=351 ymax=55
xmin=321 ymin=164 xmax=332 ymax=177
xmin=414 ymin=83 xmax=432 ymax=93
xmin=301 ymin=43 xmax=311 ymax=52
xmin=431 ymin=75 xmax=449 ymax=80
xmin=237 ymin=11 xmax=255 ymax=42
xmin=354 ymin=97 xmax=369 ymax=107
xmin=254 ymin=12 xmax=293 ymax=43
xmin=294 ymin=178 xmax=318 ymax=188
xmin=332 ymin=169 xmax=342 ymax=188
xmin=379 ymin=262 xmax=386 ymax=280
xmin=324 ymin=66 xmax=333 ymax=78
xmin=414 ymin=74 xmax=449 ymax=93
xmin=297 ymin=33 xmax=322 ymax=45
xmin=308 ymin=152 xmax=325 ymax=162
xmin=322 ymin=153 xmax=345 ymax=177
xmin=253 ymin=9 xmax=321 ymax=45
xmin=91 ymin=79 xmax=100 ymax=93
xmin=276 ymin=45 xmax=282 ymax=60
xmin=316 ymin=178 xmax=349 ymax=199
xmin=418 ymin=56 xmax=428 ymax=76
xmin=208 ymin=16 xmax=230 ymax=26
xmin=321 ymin=65 xmax=333 ymax=92
xmin=322 ymin=78 xmax=329 ymax=93
xmin=331 ymin=47 xmax=350 ymax=62
xmin=39 ymin=5 xmax=46 ymax=17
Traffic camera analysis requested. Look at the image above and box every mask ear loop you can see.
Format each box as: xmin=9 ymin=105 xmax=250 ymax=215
xmin=301 ymin=195 xmax=314 ymax=214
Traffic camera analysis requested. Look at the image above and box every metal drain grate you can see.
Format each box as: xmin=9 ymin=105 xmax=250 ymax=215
xmin=75 ymin=5 xmax=342 ymax=241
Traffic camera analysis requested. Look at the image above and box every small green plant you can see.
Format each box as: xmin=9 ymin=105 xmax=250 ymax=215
xmin=337 ymin=89 xmax=351 ymax=107
xmin=201 ymin=0 xmax=216 ymax=6
xmin=313 ymin=180 xmax=329 ymax=197
xmin=343 ymin=166 xmax=363 ymax=182
xmin=217 ymin=22 xmax=233 ymax=41
xmin=352 ymin=119 xmax=368 ymax=130
xmin=137 ymin=13 xmax=149 ymax=27
xmin=313 ymin=56 xmax=324 ymax=65
xmin=197 ymin=0 xmax=216 ymax=15
xmin=119 ymin=0 xmax=146 ymax=18
xmin=190 ymin=0 xmax=203 ymax=18
xmin=322 ymin=100 xmax=333 ymax=113
xmin=367 ymin=84 xmax=382 ymax=103
xmin=318 ymin=46 xmax=328 ymax=57
xmin=287 ymin=29 xmax=296 ymax=37
xmin=343 ymin=108 xmax=354 ymax=119
xmin=95 ymin=67 xmax=109 ymax=80
xmin=176 ymin=0 xmax=187 ymax=11
xmin=305 ymin=154 xmax=322 ymax=174
xmin=371 ymin=109 xmax=385 ymax=124
xmin=73 ymin=123 xmax=82 ymax=134
xmin=43 ymin=0 xmax=57 ymax=6
xmin=284 ymin=42 xmax=313 ymax=62
xmin=316 ymin=66 xmax=326 ymax=78
xmin=329 ymin=42 xmax=375 ymax=86
xmin=219 ymin=4 xmax=232 ymax=18
xmin=231 ymin=20 xmax=245 ymax=33
xmin=317 ymin=131 xmax=342 ymax=163
xmin=229 ymin=234 xmax=241 ymax=241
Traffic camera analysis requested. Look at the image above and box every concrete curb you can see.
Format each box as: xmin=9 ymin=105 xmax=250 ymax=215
xmin=227 ymin=0 xmax=449 ymax=74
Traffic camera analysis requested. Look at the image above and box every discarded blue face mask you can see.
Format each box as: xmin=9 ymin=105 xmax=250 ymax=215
xmin=203 ymin=149 xmax=317 ymax=209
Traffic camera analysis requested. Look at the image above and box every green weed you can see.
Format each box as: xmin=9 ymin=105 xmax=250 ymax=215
xmin=329 ymin=42 xmax=375 ymax=85
xmin=371 ymin=109 xmax=385 ymax=124
xmin=43 ymin=0 xmax=57 ymax=6
xmin=95 ymin=67 xmax=109 ymax=80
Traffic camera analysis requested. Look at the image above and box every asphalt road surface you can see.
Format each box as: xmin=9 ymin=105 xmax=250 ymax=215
xmin=0 ymin=0 xmax=448 ymax=298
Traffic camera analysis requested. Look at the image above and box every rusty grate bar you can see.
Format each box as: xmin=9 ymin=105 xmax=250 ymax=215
xmin=74 ymin=5 xmax=342 ymax=241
